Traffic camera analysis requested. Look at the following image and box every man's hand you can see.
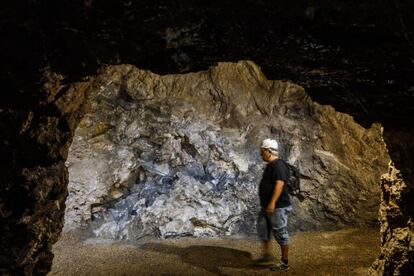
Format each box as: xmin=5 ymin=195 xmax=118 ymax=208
xmin=265 ymin=203 xmax=275 ymax=214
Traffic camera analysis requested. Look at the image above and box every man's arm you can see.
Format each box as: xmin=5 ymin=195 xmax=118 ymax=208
xmin=266 ymin=180 xmax=284 ymax=213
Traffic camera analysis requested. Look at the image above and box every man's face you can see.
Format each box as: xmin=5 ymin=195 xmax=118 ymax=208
xmin=260 ymin=148 xmax=271 ymax=162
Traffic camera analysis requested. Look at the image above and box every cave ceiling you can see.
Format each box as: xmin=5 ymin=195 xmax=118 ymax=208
xmin=2 ymin=0 xmax=414 ymax=130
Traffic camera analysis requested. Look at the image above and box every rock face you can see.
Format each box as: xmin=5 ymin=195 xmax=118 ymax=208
xmin=0 ymin=71 xmax=89 ymax=274
xmin=63 ymin=61 xmax=390 ymax=239
xmin=372 ymin=163 xmax=414 ymax=274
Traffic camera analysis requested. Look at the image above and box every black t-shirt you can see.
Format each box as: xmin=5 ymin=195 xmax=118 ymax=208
xmin=259 ymin=159 xmax=291 ymax=208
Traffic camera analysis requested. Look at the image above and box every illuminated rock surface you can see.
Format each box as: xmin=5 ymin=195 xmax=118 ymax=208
xmin=64 ymin=61 xmax=389 ymax=240
xmin=371 ymin=163 xmax=414 ymax=274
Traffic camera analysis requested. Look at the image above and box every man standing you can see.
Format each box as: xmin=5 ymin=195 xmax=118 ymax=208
xmin=255 ymin=138 xmax=292 ymax=271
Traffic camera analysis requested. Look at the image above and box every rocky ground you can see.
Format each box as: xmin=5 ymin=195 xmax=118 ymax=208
xmin=49 ymin=228 xmax=379 ymax=275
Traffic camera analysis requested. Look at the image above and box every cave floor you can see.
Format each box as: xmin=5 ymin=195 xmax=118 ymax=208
xmin=49 ymin=228 xmax=379 ymax=275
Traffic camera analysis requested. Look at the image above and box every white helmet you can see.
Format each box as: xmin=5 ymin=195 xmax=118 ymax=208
xmin=261 ymin=138 xmax=278 ymax=151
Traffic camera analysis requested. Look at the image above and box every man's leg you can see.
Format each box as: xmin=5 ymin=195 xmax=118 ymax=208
xmin=281 ymin=244 xmax=289 ymax=262
xmin=262 ymin=240 xmax=272 ymax=256
xmin=255 ymin=210 xmax=274 ymax=265
xmin=270 ymin=206 xmax=292 ymax=270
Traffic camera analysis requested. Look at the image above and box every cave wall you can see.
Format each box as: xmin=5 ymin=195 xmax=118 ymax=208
xmin=64 ymin=62 xmax=389 ymax=239
xmin=371 ymin=164 xmax=414 ymax=274
xmin=1 ymin=0 xmax=413 ymax=274
xmin=0 ymin=72 xmax=90 ymax=274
